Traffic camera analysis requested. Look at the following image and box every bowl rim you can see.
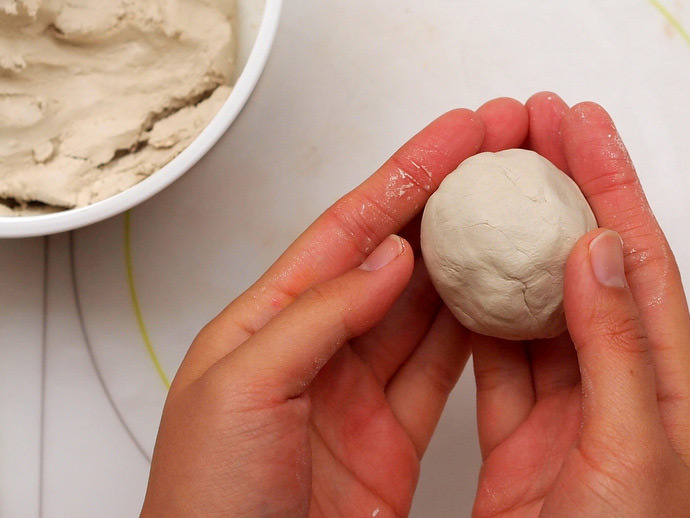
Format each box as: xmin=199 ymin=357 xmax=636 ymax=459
xmin=0 ymin=0 xmax=283 ymax=239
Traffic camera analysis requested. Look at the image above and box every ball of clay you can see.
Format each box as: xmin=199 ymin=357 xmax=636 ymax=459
xmin=420 ymin=149 xmax=597 ymax=340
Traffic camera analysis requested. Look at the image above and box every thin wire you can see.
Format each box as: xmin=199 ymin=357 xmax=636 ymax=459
xmin=69 ymin=231 xmax=151 ymax=463
xmin=38 ymin=236 xmax=48 ymax=518
xmin=124 ymin=211 xmax=171 ymax=390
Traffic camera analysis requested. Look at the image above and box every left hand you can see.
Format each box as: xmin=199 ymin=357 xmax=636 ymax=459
xmin=140 ymin=99 xmax=528 ymax=517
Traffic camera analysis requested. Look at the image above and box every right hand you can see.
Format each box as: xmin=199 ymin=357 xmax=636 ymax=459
xmin=471 ymin=93 xmax=690 ymax=517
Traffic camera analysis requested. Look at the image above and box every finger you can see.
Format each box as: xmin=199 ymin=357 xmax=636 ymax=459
xmin=245 ymin=109 xmax=482 ymax=312
xmin=564 ymin=229 xmax=662 ymax=442
xmin=472 ymin=337 xmax=534 ymax=459
xmin=385 ymin=306 xmax=471 ymax=456
xmin=207 ymin=235 xmax=414 ymax=401
xmin=351 ymin=257 xmax=440 ymax=385
xmin=399 ymin=212 xmax=423 ymax=252
xmin=177 ymin=109 xmax=484 ymax=385
xmin=476 ymin=97 xmax=529 ymax=152
xmin=561 ymin=103 xmax=690 ymax=444
xmin=524 ymin=91 xmax=569 ymax=172
xmin=527 ymin=334 xmax=580 ymax=400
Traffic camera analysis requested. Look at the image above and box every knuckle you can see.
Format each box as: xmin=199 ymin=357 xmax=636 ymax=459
xmin=324 ymin=190 xmax=396 ymax=259
xmin=474 ymin=362 xmax=524 ymax=393
xmin=302 ymin=283 xmax=331 ymax=306
xmin=302 ymin=284 xmax=352 ymax=337
xmin=619 ymin=224 xmax=674 ymax=272
xmin=424 ymin=361 xmax=459 ymax=396
xmin=197 ymin=365 xmax=274 ymax=412
xmin=195 ymin=312 xmax=256 ymax=345
xmin=580 ymin=166 xmax=635 ymax=201
xmin=625 ymin=247 xmax=669 ymax=284
xmin=193 ymin=318 xmax=220 ymax=345
xmin=591 ymin=307 xmax=649 ymax=356
xmin=419 ymin=357 xmax=461 ymax=396
xmin=387 ymin=152 xmax=438 ymax=194
xmin=188 ymin=372 xmax=234 ymax=415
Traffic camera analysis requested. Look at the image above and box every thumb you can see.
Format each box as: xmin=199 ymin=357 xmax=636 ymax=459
xmin=211 ymin=235 xmax=414 ymax=400
xmin=564 ymin=229 xmax=661 ymax=442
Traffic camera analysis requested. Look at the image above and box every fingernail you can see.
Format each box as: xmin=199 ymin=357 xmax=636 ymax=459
xmin=359 ymin=235 xmax=404 ymax=271
xmin=589 ymin=230 xmax=627 ymax=288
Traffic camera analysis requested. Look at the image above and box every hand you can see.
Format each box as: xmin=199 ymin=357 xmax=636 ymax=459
xmin=140 ymin=99 xmax=528 ymax=517
xmin=472 ymin=93 xmax=690 ymax=517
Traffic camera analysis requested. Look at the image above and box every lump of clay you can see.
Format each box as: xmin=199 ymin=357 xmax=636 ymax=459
xmin=420 ymin=149 xmax=597 ymax=340
xmin=0 ymin=0 xmax=235 ymax=214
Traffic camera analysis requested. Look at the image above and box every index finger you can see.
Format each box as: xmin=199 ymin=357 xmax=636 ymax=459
xmin=176 ymin=109 xmax=484 ymax=385
xmin=266 ymin=108 xmax=484 ymax=293
xmin=561 ymin=102 xmax=690 ymax=450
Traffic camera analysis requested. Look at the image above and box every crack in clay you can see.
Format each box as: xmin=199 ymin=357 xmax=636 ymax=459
xmin=106 ymin=139 xmax=149 ymax=166
xmin=520 ymin=286 xmax=536 ymax=321
xmin=498 ymin=165 xmax=544 ymax=203
xmin=502 ymin=269 xmax=537 ymax=322
xmin=142 ymin=86 xmax=219 ymax=134
xmin=468 ymin=221 xmax=534 ymax=261
xmin=0 ymin=196 xmax=64 ymax=213
xmin=100 ymin=86 xmax=220 ymax=168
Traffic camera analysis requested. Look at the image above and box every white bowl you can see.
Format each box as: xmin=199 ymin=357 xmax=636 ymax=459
xmin=0 ymin=0 xmax=282 ymax=238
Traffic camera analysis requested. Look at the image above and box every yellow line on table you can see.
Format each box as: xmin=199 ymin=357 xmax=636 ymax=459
xmin=648 ymin=0 xmax=690 ymax=47
xmin=124 ymin=211 xmax=171 ymax=390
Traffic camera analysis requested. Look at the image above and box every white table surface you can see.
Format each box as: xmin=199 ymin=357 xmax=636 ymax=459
xmin=1 ymin=1 xmax=689 ymax=516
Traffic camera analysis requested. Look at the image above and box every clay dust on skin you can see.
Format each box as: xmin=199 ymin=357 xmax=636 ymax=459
xmin=386 ymin=168 xmax=419 ymax=200
xmin=383 ymin=166 xmax=427 ymax=217
xmin=602 ymin=130 xmax=672 ymax=309
xmin=573 ymin=113 xmax=672 ymax=310
xmin=408 ymin=158 xmax=435 ymax=188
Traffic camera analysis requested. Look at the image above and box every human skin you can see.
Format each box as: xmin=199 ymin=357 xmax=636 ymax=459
xmin=472 ymin=93 xmax=690 ymax=517
xmin=140 ymin=103 xmax=489 ymax=517
xmin=140 ymin=94 xmax=690 ymax=517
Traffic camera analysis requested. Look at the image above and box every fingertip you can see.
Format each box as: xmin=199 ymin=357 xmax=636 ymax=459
xmin=448 ymin=107 xmax=486 ymax=153
xmin=526 ymin=91 xmax=567 ymax=107
xmin=568 ymin=100 xmax=609 ymax=117
xmin=589 ymin=230 xmax=627 ymax=289
xmin=564 ymin=229 xmax=608 ymax=340
xmin=564 ymin=229 xmax=593 ymax=285
xmin=443 ymin=106 xmax=481 ymax=121
xmin=564 ymin=228 xmax=620 ymax=305
xmin=436 ymin=107 xmax=485 ymax=141
xmin=403 ymin=108 xmax=484 ymax=180
xmin=395 ymin=235 xmax=416 ymax=276
xmin=524 ymin=91 xmax=570 ymax=172
xmin=359 ymin=234 xmax=415 ymax=288
xmin=475 ymin=97 xmax=528 ymax=152
xmin=562 ymin=101 xmax=616 ymax=137
xmin=561 ymin=101 xmax=636 ymax=202
xmin=358 ymin=234 xmax=406 ymax=272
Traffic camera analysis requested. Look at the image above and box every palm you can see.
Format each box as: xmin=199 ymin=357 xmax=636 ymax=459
xmin=472 ymin=335 xmax=585 ymax=517
xmin=307 ymin=344 xmax=421 ymax=517
xmin=275 ymin=209 xmax=469 ymax=516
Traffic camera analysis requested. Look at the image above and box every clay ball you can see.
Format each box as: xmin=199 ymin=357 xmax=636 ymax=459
xmin=420 ymin=149 xmax=597 ymax=340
